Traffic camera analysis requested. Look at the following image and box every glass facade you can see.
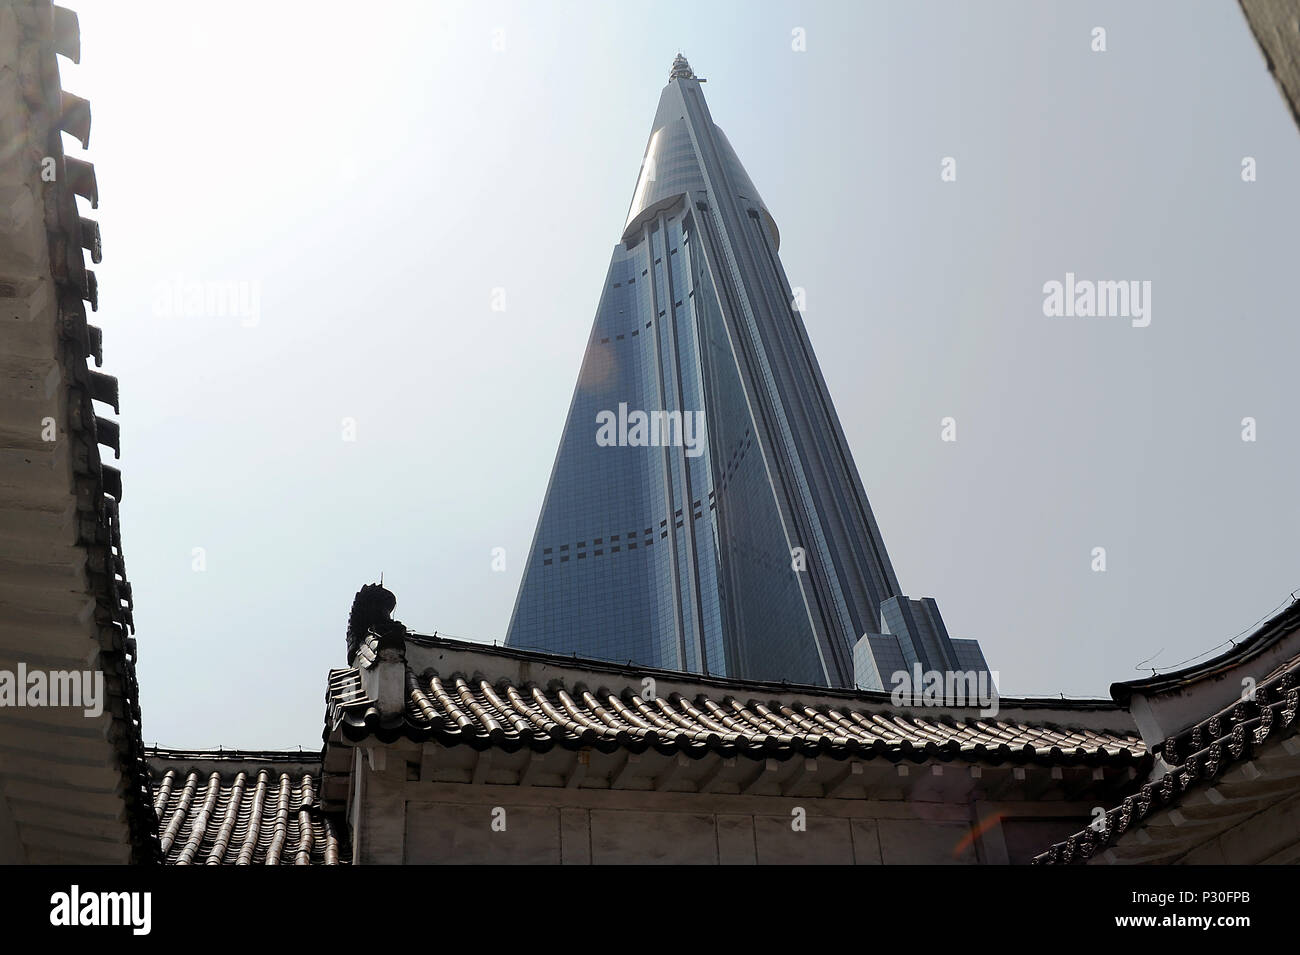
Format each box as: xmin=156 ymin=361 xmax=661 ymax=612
xmin=506 ymin=56 xmax=990 ymax=689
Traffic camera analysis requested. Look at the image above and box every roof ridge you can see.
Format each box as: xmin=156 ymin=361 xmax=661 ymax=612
xmin=147 ymin=746 xmax=322 ymax=762
xmin=402 ymin=631 xmax=1123 ymax=711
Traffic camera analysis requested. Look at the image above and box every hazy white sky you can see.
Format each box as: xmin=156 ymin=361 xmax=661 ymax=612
xmin=62 ymin=0 xmax=1299 ymax=747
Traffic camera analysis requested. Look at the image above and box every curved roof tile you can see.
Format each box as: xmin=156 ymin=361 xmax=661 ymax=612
xmin=327 ymin=664 xmax=1146 ymax=769
xmin=149 ymin=752 xmax=345 ymax=865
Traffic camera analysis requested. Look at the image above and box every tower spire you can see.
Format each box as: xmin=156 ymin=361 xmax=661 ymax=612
xmin=669 ymin=52 xmax=695 ymax=81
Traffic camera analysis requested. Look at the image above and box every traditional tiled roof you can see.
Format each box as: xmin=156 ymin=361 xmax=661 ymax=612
xmin=1110 ymin=600 xmax=1300 ymax=707
xmin=0 ymin=0 xmax=154 ymax=862
xmin=1035 ymin=602 xmax=1300 ymax=864
xmin=326 ymin=632 xmax=1146 ymax=768
xmin=149 ymin=750 xmax=346 ymax=865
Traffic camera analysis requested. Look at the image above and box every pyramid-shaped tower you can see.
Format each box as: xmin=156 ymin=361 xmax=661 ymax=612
xmin=506 ymin=56 xmax=989 ymax=689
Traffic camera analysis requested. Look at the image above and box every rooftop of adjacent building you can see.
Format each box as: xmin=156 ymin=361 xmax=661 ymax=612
xmin=143 ymin=586 xmax=1300 ymax=864
xmin=148 ymin=748 xmax=346 ymax=865
xmin=0 ymin=0 xmax=153 ymax=864
xmin=1038 ymin=598 xmax=1300 ymax=864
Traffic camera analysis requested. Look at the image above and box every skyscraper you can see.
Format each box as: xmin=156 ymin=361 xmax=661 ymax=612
xmin=506 ymin=55 xmax=989 ymax=690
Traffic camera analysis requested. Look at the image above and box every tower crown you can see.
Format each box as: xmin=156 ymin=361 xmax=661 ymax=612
xmin=669 ymin=53 xmax=695 ymax=81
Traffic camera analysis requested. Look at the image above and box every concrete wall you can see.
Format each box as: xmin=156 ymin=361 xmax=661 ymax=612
xmin=348 ymin=753 xmax=1094 ymax=865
